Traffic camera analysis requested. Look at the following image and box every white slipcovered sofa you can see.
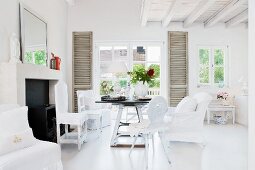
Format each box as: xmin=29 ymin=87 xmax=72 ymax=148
xmin=0 ymin=104 xmax=63 ymax=170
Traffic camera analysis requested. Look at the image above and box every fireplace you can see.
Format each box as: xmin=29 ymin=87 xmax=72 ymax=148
xmin=0 ymin=63 xmax=64 ymax=142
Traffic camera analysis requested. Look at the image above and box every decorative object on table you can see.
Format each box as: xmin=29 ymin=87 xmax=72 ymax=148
xmin=128 ymin=66 xmax=155 ymax=97
xmin=217 ymin=91 xmax=229 ymax=105
xmin=50 ymin=53 xmax=61 ymax=70
xmin=136 ymin=96 xmax=151 ymax=101
xmin=214 ymin=115 xmax=227 ymax=125
xmin=106 ymin=61 xmax=128 ymax=95
xmin=9 ymin=33 xmax=21 ymax=63
xmin=101 ymin=95 xmax=126 ymax=101
xmin=100 ymin=81 xmax=114 ymax=95
xmin=238 ymin=76 xmax=248 ymax=96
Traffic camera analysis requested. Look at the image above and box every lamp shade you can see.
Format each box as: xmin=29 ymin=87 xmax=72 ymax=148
xmin=106 ymin=61 xmax=128 ymax=73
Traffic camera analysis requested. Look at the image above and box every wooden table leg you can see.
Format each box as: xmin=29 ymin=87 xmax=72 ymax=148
xmin=110 ymin=104 xmax=124 ymax=146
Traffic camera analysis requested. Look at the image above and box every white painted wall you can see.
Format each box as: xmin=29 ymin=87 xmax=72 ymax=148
xmin=67 ymin=0 xmax=248 ymax=113
xmin=0 ymin=0 xmax=68 ymax=80
xmin=248 ymin=0 xmax=255 ymax=169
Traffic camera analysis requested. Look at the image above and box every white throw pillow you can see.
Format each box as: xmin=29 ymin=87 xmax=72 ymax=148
xmin=0 ymin=106 xmax=30 ymax=135
xmin=0 ymin=128 xmax=36 ymax=156
xmin=0 ymin=106 xmax=37 ymax=155
xmin=175 ymin=96 xmax=197 ymax=113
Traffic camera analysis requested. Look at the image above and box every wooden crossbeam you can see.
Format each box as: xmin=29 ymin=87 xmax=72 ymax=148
xmin=226 ymin=9 xmax=248 ymax=27
xmin=205 ymin=0 xmax=247 ymax=27
xmin=184 ymin=0 xmax=216 ymax=28
xmin=141 ymin=0 xmax=152 ymax=26
xmin=162 ymin=0 xmax=182 ymax=27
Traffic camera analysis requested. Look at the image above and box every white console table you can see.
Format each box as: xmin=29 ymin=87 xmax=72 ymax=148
xmin=207 ymin=105 xmax=236 ymax=124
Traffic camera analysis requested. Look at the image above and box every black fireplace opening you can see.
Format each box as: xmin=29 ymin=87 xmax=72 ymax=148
xmin=25 ymin=79 xmax=49 ymax=107
xmin=25 ymin=79 xmax=64 ymax=143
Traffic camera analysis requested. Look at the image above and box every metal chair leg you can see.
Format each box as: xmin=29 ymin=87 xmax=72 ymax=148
xmin=129 ymin=135 xmax=139 ymax=157
xmin=159 ymin=132 xmax=171 ymax=165
xmin=144 ymin=135 xmax=149 ymax=170
xmin=151 ymin=134 xmax=155 ymax=155
xmin=78 ymin=125 xmax=82 ymax=151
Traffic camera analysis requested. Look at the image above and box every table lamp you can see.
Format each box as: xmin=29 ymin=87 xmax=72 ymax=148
xmin=106 ymin=61 xmax=128 ymax=96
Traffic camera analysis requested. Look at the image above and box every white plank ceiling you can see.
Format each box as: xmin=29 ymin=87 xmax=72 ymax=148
xmin=141 ymin=0 xmax=248 ymax=27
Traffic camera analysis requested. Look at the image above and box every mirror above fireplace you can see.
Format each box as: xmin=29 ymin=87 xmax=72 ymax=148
xmin=19 ymin=3 xmax=48 ymax=66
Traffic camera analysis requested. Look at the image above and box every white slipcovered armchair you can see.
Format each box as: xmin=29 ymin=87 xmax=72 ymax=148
xmin=0 ymin=104 xmax=63 ymax=170
xmin=165 ymin=92 xmax=212 ymax=144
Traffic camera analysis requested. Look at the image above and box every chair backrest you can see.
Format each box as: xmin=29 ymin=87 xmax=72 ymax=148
xmin=55 ymin=81 xmax=69 ymax=115
xmin=77 ymin=90 xmax=96 ymax=112
xmin=193 ymin=92 xmax=212 ymax=113
xmin=147 ymin=96 xmax=168 ymax=124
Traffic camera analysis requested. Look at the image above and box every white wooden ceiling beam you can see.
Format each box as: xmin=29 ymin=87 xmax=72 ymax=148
xmin=226 ymin=9 xmax=248 ymax=27
xmin=184 ymin=0 xmax=216 ymax=28
xmin=66 ymin=0 xmax=75 ymax=6
xmin=162 ymin=0 xmax=182 ymax=27
xmin=205 ymin=0 xmax=247 ymax=27
xmin=141 ymin=0 xmax=152 ymax=27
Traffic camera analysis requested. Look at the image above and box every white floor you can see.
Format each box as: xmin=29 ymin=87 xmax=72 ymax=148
xmin=61 ymin=123 xmax=247 ymax=170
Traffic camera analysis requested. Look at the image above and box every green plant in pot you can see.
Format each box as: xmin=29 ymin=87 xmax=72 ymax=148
xmin=128 ymin=65 xmax=155 ymax=97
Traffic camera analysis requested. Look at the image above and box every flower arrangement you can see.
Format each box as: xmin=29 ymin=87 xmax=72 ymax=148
xmin=128 ymin=66 xmax=155 ymax=84
xmin=100 ymin=81 xmax=114 ymax=95
xmin=217 ymin=91 xmax=229 ymax=100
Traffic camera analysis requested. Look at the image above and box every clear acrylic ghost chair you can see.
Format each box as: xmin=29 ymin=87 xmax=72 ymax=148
xmin=128 ymin=96 xmax=171 ymax=169
xmin=77 ymin=90 xmax=103 ymax=137
xmin=55 ymin=81 xmax=88 ymax=150
xmin=165 ymin=92 xmax=212 ymax=144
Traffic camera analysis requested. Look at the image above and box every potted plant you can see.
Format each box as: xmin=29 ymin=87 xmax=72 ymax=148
xmin=128 ymin=65 xmax=155 ymax=97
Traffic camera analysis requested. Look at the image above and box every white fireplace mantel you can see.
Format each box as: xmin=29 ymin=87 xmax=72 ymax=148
xmin=0 ymin=63 xmax=62 ymax=106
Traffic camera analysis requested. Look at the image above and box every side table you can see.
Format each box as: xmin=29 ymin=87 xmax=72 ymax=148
xmin=206 ymin=105 xmax=236 ymax=124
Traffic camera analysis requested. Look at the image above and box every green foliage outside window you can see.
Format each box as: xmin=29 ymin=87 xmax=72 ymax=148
xmin=24 ymin=50 xmax=47 ymax=65
xmin=24 ymin=51 xmax=33 ymax=63
xmin=199 ymin=48 xmax=225 ymax=85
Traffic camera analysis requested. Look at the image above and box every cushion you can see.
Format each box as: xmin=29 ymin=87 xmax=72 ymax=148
xmin=0 ymin=106 xmax=36 ymax=155
xmin=175 ymin=96 xmax=197 ymax=113
xmin=0 ymin=106 xmax=30 ymax=135
xmin=0 ymin=128 xmax=36 ymax=156
xmin=0 ymin=104 xmax=20 ymax=114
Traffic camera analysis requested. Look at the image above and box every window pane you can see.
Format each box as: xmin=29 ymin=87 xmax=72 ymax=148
xmin=199 ymin=49 xmax=209 ymax=65
xmin=147 ymin=46 xmax=160 ymax=62
xmin=100 ymin=47 xmax=112 ymax=61
xmin=214 ymin=49 xmax=224 ymax=66
xmin=100 ymin=62 xmax=113 ymax=78
xmin=199 ymin=67 xmax=209 ymax=83
xmin=214 ymin=67 xmax=224 ymax=83
xmin=133 ymin=46 xmax=146 ymax=61
xmin=114 ymin=46 xmax=128 ymax=61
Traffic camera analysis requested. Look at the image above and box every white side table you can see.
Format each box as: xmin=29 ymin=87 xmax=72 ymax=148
xmin=207 ymin=105 xmax=236 ymax=124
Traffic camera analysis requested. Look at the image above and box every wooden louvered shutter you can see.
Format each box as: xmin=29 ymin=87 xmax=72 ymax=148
xmin=72 ymin=32 xmax=93 ymax=112
xmin=168 ymin=31 xmax=188 ymax=107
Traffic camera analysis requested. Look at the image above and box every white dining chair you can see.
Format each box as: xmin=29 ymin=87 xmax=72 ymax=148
xmin=128 ymin=96 xmax=171 ymax=169
xmin=77 ymin=90 xmax=103 ymax=137
xmin=55 ymin=81 xmax=88 ymax=150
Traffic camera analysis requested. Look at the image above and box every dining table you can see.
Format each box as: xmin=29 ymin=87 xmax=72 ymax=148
xmin=95 ymin=99 xmax=150 ymax=147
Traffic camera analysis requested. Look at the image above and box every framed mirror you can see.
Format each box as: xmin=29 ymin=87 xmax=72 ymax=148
xmin=19 ymin=3 xmax=48 ymax=66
